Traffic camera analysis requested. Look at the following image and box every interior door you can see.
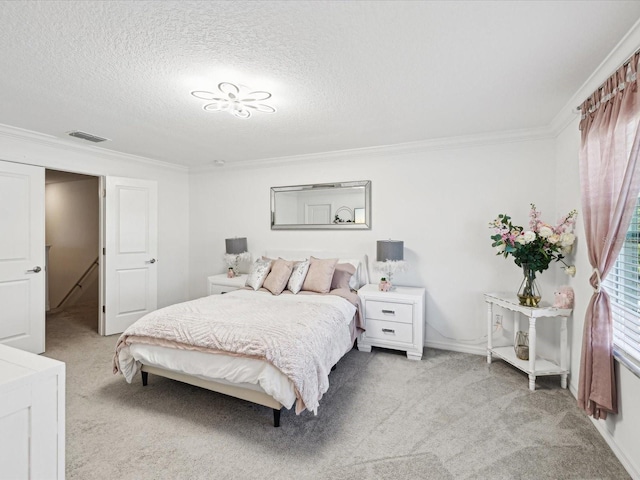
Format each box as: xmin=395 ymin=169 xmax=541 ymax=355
xmin=305 ymin=204 xmax=331 ymax=224
xmin=0 ymin=161 xmax=45 ymax=353
xmin=103 ymin=177 xmax=158 ymax=336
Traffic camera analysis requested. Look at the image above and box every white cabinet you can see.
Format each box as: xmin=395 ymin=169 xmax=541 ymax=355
xmin=207 ymin=273 xmax=248 ymax=295
xmin=0 ymin=344 xmax=65 ymax=479
xmin=485 ymin=293 xmax=572 ymax=391
xmin=357 ymin=284 xmax=426 ymax=360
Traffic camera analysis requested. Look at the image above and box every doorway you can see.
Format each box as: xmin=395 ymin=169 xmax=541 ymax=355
xmin=45 ymin=169 xmax=100 ymax=332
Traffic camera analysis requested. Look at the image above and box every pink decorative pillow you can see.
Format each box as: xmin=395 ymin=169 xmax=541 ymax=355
xmin=331 ymin=263 xmax=357 ymax=290
xmin=302 ymin=257 xmax=339 ymax=294
xmin=263 ymin=258 xmax=294 ymax=295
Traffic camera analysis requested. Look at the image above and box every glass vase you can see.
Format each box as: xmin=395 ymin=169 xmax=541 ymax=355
xmin=517 ymin=264 xmax=541 ymax=307
xmin=514 ymin=331 xmax=529 ymax=360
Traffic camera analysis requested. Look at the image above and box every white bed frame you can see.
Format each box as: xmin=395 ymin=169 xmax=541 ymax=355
xmin=140 ymin=365 xmax=284 ymax=426
xmin=138 ymin=251 xmax=369 ymax=427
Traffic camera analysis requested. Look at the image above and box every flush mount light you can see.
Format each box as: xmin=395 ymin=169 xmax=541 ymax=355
xmin=191 ymin=82 xmax=276 ymax=119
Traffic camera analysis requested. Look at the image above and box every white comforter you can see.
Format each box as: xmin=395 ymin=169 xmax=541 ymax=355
xmin=114 ymin=290 xmax=356 ymax=414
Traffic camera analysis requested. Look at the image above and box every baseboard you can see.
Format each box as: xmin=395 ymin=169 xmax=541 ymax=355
xmin=425 ymin=340 xmax=485 ymax=356
xmin=589 ymin=418 xmax=640 ymax=480
xmin=568 ymin=382 xmax=639 ymax=480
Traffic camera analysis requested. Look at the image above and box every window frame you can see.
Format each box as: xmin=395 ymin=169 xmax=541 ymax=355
xmin=605 ymin=194 xmax=640 ymax=379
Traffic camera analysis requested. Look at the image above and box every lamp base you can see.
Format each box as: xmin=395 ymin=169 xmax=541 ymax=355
xmin=373 ymin=260 xmax=407 ymax=286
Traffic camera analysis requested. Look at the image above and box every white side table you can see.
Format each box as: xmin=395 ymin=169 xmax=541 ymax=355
xmin=485 ymin=292 xmax=572 ymax=391
xmin=207 ymin=273 xmax=248 ymax=295
xmin=357 ymin=284 xmax=426 ymax=360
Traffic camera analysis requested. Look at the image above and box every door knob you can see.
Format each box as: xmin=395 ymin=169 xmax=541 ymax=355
xmin=148 ymin=258 xmax=157 ymax=264
xmin=27 ymin=266 xmax=42 ymax=273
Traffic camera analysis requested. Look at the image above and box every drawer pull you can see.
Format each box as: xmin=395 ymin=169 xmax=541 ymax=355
xmin=381 ymin=309 xmax=395 ymax=315
xmin=382 ymin=328 xmax=395 ymax=334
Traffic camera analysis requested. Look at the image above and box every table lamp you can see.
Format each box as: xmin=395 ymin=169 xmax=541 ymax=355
xmin=224 ymin=237 xmax=250 ymax=276
xmin=374 ymin=239 xmax=407 ymax=285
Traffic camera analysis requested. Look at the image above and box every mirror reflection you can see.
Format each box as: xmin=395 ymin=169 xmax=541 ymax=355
xmin=271 ymin=180 xmax=371 ymax=230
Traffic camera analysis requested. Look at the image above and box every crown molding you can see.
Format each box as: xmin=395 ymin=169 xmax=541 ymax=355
xmin=549 ymin=18 xmax=640 ymax=137
xmin=0 ymin=123 xmax=188 ymax=173
xmin=190 ymin=126 xmax=555 ymax=173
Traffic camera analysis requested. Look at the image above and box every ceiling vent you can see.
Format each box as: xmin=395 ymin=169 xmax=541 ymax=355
xmin=67 ymin=130 xmax=110 ymax=143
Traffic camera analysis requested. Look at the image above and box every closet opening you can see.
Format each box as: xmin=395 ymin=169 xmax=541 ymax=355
xmin=45 ymin=169 xmax=100 ymax=333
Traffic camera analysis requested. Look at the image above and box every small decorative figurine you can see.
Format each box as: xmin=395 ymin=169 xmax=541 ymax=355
xmin=553 ymin=286 xmax=575 ymax=309
xmin=227 ymin=267 xmax=235 ymax=278
xmin=379 ymin=277 xmax=391 ymax=292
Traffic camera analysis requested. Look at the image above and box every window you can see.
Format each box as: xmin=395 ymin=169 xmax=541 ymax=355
xmin=604 ymin=194 xmax=640 ymax=374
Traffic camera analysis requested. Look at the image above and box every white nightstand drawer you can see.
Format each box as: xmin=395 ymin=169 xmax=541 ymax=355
xmin=208 ymin=274 xmax=248 ymax=295
xmin=365 ymin=319 xmax=413 ymax=344
xmin=209 ymin=285 xmax=241 ymax=295
xmin=366 ymin=301 xmax=413 ymax=324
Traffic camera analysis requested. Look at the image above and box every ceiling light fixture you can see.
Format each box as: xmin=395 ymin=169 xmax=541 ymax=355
xmin=191 ymin=82 xmax=276 ymax=119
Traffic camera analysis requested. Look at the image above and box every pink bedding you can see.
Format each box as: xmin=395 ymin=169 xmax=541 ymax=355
xmin=114 ymin=289 xmax=362 ymax=414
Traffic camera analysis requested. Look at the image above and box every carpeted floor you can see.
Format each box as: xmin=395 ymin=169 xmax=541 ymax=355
xmin=44 ymin=304 xmax=630 ymax=480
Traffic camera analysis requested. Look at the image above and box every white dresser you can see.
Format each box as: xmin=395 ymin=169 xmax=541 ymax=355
xmin=357 ymin=284 xmax=426 ymax=360
xmin=0 ymin=344 xmax=65 ymax=479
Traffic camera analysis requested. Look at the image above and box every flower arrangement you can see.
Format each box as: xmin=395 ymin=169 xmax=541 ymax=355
xmin=489 ymin=204 xmax=578 ymax=275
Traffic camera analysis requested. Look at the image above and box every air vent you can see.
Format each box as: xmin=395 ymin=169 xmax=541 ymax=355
xmin=67 ymin=131 xmax=109 ymax=143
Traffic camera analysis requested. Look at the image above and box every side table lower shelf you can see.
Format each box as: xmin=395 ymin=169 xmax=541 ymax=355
xmin=489 ymin=346 xmax=569 ymax=389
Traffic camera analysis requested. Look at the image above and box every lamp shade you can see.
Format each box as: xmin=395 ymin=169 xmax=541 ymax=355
xmin=377 ymin=240 xmax=404 ymax=262
xmin=225 ymin=237 xmax=248 ymax=254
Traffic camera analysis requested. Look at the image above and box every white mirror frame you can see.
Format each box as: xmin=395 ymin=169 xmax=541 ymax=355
xmin=271 ymin=180 xmax=371 ymax=230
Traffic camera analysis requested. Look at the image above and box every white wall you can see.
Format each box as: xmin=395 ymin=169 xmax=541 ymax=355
xmin=189 ymin=136 xmax=558 ymax=355
xmin=0 ymin=127 xmax=190 ymax=313
xmin=45 ymin=177 xmax=99 ymax=308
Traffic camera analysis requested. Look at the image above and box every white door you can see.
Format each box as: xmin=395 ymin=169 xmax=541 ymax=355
xmin=0 ymin=161 xmax=45 ymax=353
xmin=305 ymin=204 xmax=331 ymax=224
xmin=103 ymin=177 xmax=158 ymax=336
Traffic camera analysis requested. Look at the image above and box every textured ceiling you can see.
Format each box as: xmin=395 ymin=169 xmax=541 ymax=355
xmin=1 ymin=0 xmax=639 ymax=168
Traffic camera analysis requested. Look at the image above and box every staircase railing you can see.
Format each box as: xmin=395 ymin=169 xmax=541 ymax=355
xmin=55 ymin=257 xmax=99 ymax=310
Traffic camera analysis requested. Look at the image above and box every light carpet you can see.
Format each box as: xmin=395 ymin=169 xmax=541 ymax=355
xmin=43 ymin=304 xmax=629 ymax=480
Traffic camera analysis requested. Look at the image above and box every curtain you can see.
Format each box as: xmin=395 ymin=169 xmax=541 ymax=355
xmin=578 ymin=52 xmax=640 ymax=419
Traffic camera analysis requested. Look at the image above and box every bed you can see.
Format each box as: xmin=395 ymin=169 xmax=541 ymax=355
xmin=113 ymin=252 xmax=368 ymax=427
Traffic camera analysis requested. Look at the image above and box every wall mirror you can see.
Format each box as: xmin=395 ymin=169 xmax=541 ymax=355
xmin=271 ymin=180 xmax=371 ymax=230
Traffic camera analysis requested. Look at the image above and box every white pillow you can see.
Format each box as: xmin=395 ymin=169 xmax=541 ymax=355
xmin=245 ymin=258 xmax=273 ymax=291
xmin=287 ymin=260 xmax=310 ymax=294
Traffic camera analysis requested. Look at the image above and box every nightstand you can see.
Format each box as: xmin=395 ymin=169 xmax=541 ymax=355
xmin=357 ymin=284 xmax=426 ymax=360
xmin=207 ymin=273 xmax=248 ymax=295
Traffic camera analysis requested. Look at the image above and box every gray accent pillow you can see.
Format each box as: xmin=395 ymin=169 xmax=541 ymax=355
xmin=245 ymin=258 xmax=273 ymax=291
xmin=287 ymin=260 xmax=310 ymax=294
